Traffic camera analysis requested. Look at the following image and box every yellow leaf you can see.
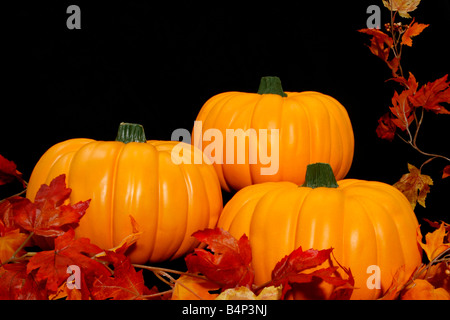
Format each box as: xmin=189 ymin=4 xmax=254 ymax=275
xmin=417 ymin=222 xmax=450 ymax=261
xmin=215 ymin=286 xmax=282 ymax=300
xmin=382 ymin=0 xmax=421 ymax=18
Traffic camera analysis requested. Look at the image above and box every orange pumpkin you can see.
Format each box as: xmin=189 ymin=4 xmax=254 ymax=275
xmin=26 ymin=123 xmax=223 ymax=263
xmin=217 ymin=163 xmax=422 ymax=299
xmin=193 ymin=76 xmax=354 ymax=192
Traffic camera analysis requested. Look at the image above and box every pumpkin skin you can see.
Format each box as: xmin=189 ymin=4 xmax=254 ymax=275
xmin=217 ymin=163 xmax=422 ymax=300
xmin=26 ymin=123 xmax=223 ymax=263
xmin=193 ymin=76 xmax=354 ymax=192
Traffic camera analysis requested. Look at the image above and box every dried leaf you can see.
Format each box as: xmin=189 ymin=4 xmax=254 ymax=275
xmin=393 ymin=163 xmax=433 ymax=209
xmin=382 ymin=0 xmax=421 ymax=19
xmin=185 ymin=228 xmax=254 ymax=289
xmin=216 ymin=285 xmax=282 ymax=300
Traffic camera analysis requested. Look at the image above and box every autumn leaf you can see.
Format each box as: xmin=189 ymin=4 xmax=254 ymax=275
xmin=270 ymin=246 xmax=353 ymax=299
xmin=26 ymin=228 xmax=109 ymax=293
xmin=376 ymin=112 xmax=397 ymax=141
xmin=0 ymin=220 xmax=28 ymax=264
xmin=0 ymin=154 xmax=26 ymax=187
xmin=393 ymin=163 xmax=433 ymax=209
xmin=0 ymin=263 xmax=48 ymax=300
xmin=358 ymin=28 xmax=393 ymax=62
xmin=11 ymin=174 xmax=90 ymax=237
xmin=216 ymin=285 xmax=282 ymax=300
xmin=171 ymin=275 xmax=220 ymax=300
xmin=382 ymin=0 xmax=421 ymax=19
xmin=91 ymin=251 xmax=153 ymax=300
xmin=401 ymin=279 xmax=450 ymax=300
xmin=401 ymin=21 xmax=429 ymax=46
xmin=417 ymin=222 xmax=450 ymax=261
xmin=443 ymin=165 xmax=450 ymax=179
xmin=409 ymin=74 xmax=450 ymax=114
xmin=185 ymin=228 xmax=254 ymax=289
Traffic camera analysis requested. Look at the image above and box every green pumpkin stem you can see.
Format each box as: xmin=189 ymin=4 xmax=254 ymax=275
xmin=301 ymin=163 xmax=339 ymax=189
xmin=115 ymin=122 xmax=147 ymax=144
xmin=257 ymin=76 xmax=287 ymax=97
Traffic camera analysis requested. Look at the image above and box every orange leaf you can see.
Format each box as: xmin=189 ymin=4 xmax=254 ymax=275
xmin=171 ymin=275 xmax=220 ymax=300
xmin=393 ymin=163 xmax=433 ymax=209
xmin=0 ymin=222 xmax=28 ymax=264
xmin=442 ymin=165 xmax=450 ymax=179
xmin=379 ymin=265 xmax=412 ymax=300
xmin=417 ymin=222 xmax=450 ymax=261
xmin=401 ymin=21 xmax=429 ymax=47
xmin=401 ymin=279 xmax=450 ymax=300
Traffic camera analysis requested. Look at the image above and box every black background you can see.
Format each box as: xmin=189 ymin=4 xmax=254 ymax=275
xmin=2 ymin=1 xmax=449 ymax=225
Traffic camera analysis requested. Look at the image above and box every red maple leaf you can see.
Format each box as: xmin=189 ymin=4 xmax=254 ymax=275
xmin=185 ymin=228 xmax=254 ymax=289
xmin=270 ymin=246 xmax=354 ymax=299
xmin=0 ymin=154 xmax=26 ymax=187
xmin=409 ymin=74 xmax=450 ymax=114
xmin=26 ymin=229 xmax=109 ymax=294
xmin=11 ymin=174 xmax=90 ymax=237
xmin=91 ymin=251 xmax=155 ymax=300
xmin=0 ymin=263 xmax=48 ymax=300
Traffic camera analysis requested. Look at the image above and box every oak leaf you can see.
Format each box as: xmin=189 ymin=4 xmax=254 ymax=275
xmin=393 ymin=163 xmax=433 ymax=209
xmin=185 ymin=228 xmax=254 ymax=289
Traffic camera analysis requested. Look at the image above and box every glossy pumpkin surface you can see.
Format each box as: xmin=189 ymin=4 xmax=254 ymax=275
xmin=26 ymin=123 xmax=223 ymax=263
xmin=217 ymin=163 xmax=422 ymax=299
xmin=193 ymin=76 xmax=354 ymax=191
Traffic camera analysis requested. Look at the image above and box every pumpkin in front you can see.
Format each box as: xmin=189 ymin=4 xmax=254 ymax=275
xmin=193 ymin=76 xmax=354 ymax=192
xmin=26 ymin=123 xmax=223 ymax=263
xmin=217 ymin=163 xmax=422 ymax=299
